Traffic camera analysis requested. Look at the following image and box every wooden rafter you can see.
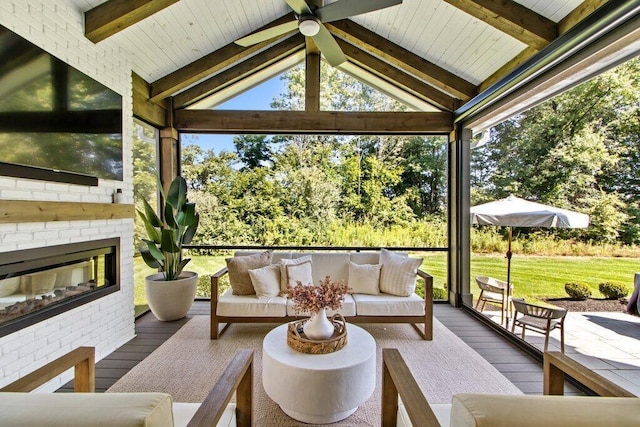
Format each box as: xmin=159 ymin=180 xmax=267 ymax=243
xmin=305 ymin=38 xmax=321 ymax=113
xmin=173 ymin=34 xmax=305 ymax=109
xmin=558 ymin=0 xmax=611 ymax=35
xmin=337 ymin=40 xmax=459 ymax=112
xmin=479 ymin=46 xmax=538 ymax=92
xmin=85 ymin=0 xmax=179 ymax=43
xmin=132 ymin=72 xmax=166 ymax=126
xmin=150 ymin=14 xmax=297 ymax=101
xmin=326 ymin=20 xmax=476 ymax=100
xmin=174 ymin=110 xmax=453 ymax=134
xmin=443 ymin=0 xmax=556 ymax=50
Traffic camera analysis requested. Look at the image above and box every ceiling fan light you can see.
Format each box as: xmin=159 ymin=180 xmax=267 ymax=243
xmin=299 ymin=16 xmax=320 ymax=37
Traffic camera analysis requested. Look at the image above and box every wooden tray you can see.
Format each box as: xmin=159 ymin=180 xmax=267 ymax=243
xmin=287 ymin=313 xmax=347 ymax=354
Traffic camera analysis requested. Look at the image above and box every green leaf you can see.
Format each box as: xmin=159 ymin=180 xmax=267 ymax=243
xmin=164 ymin=202 xmax=177 ymax=228
xmin=139 ymin=248 xmax=163 ymax=269
xmin=182 ymin=213 xmax=199 ymax=244
xmin=144 ymin=239 xmax=165 ymax=262
xmin=177 ymin=258 xmax=191 ymax=276
xmin=141 ymin=197 xmax=162 ymax=227
xmin=137 ymin=210 xmax=162 ymax=243
xmin=161 ymin=229 xmax=180 ymax=253
xmin=167 ymin=176 xmax=187 ymax=209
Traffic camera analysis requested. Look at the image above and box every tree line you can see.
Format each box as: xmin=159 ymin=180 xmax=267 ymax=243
xmin=133 ymin=58 xmax=640 ymax=249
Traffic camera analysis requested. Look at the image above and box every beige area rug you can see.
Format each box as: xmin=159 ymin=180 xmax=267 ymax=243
xmin=108 ymin=317 xmax=521 ymax=426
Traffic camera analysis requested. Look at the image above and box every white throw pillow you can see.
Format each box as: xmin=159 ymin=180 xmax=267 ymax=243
xmin=286 ymin=261 xmax=313 ymax=287
xmin=280 ymin=256 xmax=312 ymax=290
xmin=248 ymin=264 xmax=281 ymax=298
xmin=348 ymin=262 xmax=381 ymax=295
xmin=379 ymin=249 xmax=423 ymax=297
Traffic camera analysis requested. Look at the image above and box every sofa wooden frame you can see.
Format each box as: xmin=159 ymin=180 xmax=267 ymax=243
xmin=0 ymin=347 xmax=254 ymax=427
xmin=210 ymin=267 xmax=434 ymax=341
xmin=380 ymin=348 xmax=637 ymax=427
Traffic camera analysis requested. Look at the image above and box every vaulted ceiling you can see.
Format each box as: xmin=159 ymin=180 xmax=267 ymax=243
xmin=75 ymin=0 xmax=611 ymax=132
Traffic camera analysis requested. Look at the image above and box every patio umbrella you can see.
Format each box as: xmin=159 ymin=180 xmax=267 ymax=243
xmin=470 ymin=195 xmax=589 ymax=298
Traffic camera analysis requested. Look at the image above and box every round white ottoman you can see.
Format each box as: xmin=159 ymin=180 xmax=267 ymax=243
xmin=262 ymin=322 xmax=376 ymax=424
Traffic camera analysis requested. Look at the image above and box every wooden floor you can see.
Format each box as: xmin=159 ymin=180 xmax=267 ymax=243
xmin=62 ymin=301 xmax=579 ymax=394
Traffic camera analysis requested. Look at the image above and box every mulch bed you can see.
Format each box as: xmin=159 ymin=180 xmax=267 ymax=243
xmin=544 ymin=297 xmax=628 ymax=312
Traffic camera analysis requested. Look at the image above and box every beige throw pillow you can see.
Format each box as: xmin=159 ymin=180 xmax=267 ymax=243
xmin=379 ymin=248 xmax=423 ymax=296
xmin=348 ymin=262 xmax=381 ymax=295
xmin=280 ymin=256 xmax=312 ymax=290
xmin=248 ymin=264 xmax=281 ymax=298
xmin=286 ymin=261 xmax=313 ymax=287
xmin=226 ymin=251 xmax=272 ymax=295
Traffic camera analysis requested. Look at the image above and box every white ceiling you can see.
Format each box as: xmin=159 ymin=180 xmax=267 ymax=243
xmin=69 ymin=0 xmax=583 ymax=87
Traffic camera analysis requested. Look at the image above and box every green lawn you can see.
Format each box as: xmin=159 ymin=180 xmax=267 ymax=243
xmin=134 ymin=252 xmax=639 ymax=309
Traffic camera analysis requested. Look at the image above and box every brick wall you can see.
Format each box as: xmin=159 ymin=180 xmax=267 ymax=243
xmin=0 ymin=0 xmax=135 ymax=391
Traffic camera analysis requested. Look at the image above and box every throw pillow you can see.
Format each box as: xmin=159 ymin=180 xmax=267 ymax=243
xmin=286 ymin=260 xmax=313 ymax=287
xmin=248 ymin=264 xmax=281 ymax=298
xmin=280 ymin=256 xmax=312 ymax=290
xmin=379 ymin=248 xmax=423 ymax=296
xmin=226 ymin=251 xmax=272 ymax=295
xmin=348 ymin=262 xmax=381 ymax=295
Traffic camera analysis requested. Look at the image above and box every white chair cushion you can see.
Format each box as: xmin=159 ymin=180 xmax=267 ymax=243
xmin=248 ymin=264 xmax=281 ymax=298
xmin=353 ymin=293 xmax=425 ymax=316
xmin=0 ymin=392 xmax=173 ymax=427
xmin=286 ymin=293 xmax=357 ymax=317
xmin=217 ymin=288 xmax=287 ymax=317
xmin=348 ymin=262 xmax=381 ymax=295
xmin=172 ymin=402 xmax=236 ymax=427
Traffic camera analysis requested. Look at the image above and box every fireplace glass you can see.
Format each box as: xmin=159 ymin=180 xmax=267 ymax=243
xmin=0 ymin=238 xmax=119 ymax=336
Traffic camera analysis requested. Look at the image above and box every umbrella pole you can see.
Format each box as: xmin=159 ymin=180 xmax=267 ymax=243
xmin=505 ymin=227 xmax=513 ymax=327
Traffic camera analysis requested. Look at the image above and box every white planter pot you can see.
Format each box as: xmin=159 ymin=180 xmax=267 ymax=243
xmin=145 ymin=271 xmax=198 ymax=321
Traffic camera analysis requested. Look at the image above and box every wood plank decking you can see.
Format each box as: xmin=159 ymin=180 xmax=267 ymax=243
xmin=61 ymin=301 xmax=578 ymax=394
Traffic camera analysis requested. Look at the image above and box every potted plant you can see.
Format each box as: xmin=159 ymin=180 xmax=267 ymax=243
xmin=138 ymin=176 xmax=200 ymax=321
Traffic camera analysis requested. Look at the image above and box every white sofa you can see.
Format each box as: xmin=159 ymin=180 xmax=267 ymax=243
xmin=210 ymin=251 xmax=434 ymax=340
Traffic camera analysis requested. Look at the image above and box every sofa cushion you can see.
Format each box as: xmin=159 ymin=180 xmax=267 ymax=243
xmin=451 ymin=394 xmax=640 ymax=427
xmin=280 ymin=256 xmax=312 ymax=290
xmin=286 ymin=293 xmax=357 ymax=317
xmin=379 ymin=249 xmax=423 ymax=297
xmin=348 ymin=262 xmax=381 ymax=295
xmin=217 ymin=288 xmax=287 ymax=317
xmin=353 ymin=293 xmax=425 ymax=316
xmin=226 ymin=251 xmax=272 ymax=295
xmin=248 ymin=264 xmax=281 ymax=298
xmin=349 ymin=252 xmax=380 ymax=265
xmin=0 ymin=392 xmax=173 ymax=427
xmin=302 ymin=253 xmax=351 ymax=284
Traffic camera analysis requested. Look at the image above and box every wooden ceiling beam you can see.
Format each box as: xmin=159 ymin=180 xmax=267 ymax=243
xmin=173 ymin=34 xmax=305 ymax=109
xmin=337 ymin=40 xmax=459 ymax=112
xmin=326 ymin=20 xmax=476 ymax=101
xmin=150 ymin=14 xmax=297 ymax=101
xmin=85 ymin=0 xmax=179 ymax=43
xmin=132 ymin=72 xmax=167 ymax=127
xmin=174 ymin=110 xmax=453 ymax=134
xmin=443 ymin=0 xmax=556 ymax=50
xmin=559 ymin=0 xmax=610 ymax=35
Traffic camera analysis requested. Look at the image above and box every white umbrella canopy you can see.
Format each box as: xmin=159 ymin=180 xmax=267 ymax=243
xmin=470 ymin=195 xmax=590 ymax=317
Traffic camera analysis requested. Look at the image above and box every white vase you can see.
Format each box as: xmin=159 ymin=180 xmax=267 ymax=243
xmin=303 ymin=308 xmax=334 ymax=340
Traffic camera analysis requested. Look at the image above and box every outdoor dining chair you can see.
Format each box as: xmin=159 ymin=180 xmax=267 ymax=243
xmin=475 ymin=276 xmax=513 ymax=325
xmin=511 ymin=298 xmax=567 ymax=353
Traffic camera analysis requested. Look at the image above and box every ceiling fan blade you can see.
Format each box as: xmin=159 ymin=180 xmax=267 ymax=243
xmin=235 ymin=21 xmax=299 ymax=47
xmin=316 ymin=0 xmax=402 ymax=23
xmin=312 ymin=23 xmax=346 ymax=67
xmin=285 ymin=0 xmax=312 ymax=15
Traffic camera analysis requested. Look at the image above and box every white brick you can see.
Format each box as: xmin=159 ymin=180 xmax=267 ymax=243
xmin=16 ymin=180 xmax=45 ymax=190
xmin=2 ymin=233 xmax=34 ymax=243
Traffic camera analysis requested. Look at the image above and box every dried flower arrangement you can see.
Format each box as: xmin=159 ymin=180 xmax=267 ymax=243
xmin=283 ymin=276 xmax=351 ymax=315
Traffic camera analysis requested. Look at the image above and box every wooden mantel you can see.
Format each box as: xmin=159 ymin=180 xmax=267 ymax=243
xmin=0 ymin=200 xmax=135 ymax=223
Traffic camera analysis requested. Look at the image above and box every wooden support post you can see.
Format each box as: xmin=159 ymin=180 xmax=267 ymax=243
xmin=160 ymin=126 xmax=179 ymax=193
xmin=305 ymin=39 xmax=321 ymax=112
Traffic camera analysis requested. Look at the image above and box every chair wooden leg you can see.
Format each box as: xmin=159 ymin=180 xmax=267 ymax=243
xmin=560 ymin=325 xmax=565 ymax=354
xmin=544 ymin=332 xmax=550 ymax=353
xmin=475 ymin=291 xmax=484 ymax=310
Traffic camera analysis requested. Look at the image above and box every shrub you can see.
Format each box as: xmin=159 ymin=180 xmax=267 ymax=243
xmin=564 ymin=282 xmax=592 ymax=300
xmin=433 ymin=287 xmax=448 ymax=300
xmin=598 ymin=282 xmax=629 ymax=300
xmin=196 ymin=274 xmax=211 ymax=298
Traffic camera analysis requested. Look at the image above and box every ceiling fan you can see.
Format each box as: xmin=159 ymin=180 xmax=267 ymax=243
xmin=235 ymin=0 xmax=403 ymax=67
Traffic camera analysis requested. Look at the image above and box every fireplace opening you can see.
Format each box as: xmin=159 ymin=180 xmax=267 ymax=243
xmin=0 ymin=238 xmax=119 ymax=337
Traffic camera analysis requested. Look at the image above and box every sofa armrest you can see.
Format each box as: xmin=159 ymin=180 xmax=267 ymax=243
xmin=544 ymin=351 xmax=635 ymax=397
xmin=382 ymin=348 xmax=441 ymax=427
xmin=188 ymin=349 xmax=253 ymax=427
xmin=0 ymin=346 xmax=95 ymax=393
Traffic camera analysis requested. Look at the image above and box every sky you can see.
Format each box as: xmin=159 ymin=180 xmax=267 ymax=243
xmin=181 ymin=74 xmax=285 ymax=153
